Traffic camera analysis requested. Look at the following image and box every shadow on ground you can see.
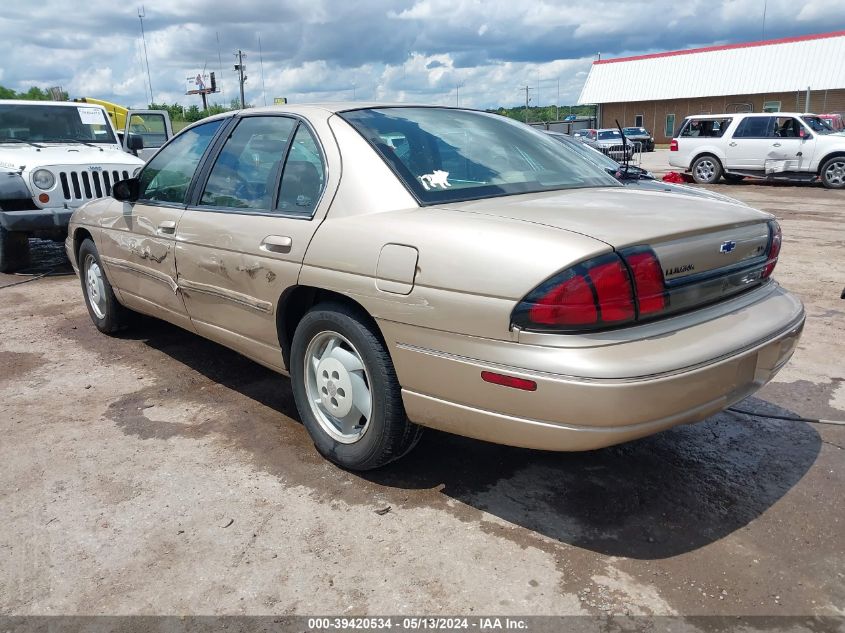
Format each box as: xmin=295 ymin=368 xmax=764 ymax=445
xmin=109 ymin=314 xmax=821 ymax=562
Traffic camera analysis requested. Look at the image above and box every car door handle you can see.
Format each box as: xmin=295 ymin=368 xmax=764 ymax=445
xmin=157 ymin=220 xmax=177 ymax=235
xmin=728 ymin=142 xmax=737 ymax=147
xmin=261 ymin=235 xmax=292 ymax=253
xmin=772 ymin=142 xmax=781 ymax=147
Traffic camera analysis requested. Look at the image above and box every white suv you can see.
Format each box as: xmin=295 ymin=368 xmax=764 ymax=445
xmin=669 ymin=112 xmax=845 ymax=189
xmin=0 ymin=100 xmax=145 ymax=272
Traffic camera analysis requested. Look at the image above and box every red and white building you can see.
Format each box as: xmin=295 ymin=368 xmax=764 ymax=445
xmin=578 ymin=30 xmax=845 ymax=143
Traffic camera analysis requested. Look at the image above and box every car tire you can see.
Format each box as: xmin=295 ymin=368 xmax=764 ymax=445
xmin=820 ymin=156 xmax=845 ymax=189
xmin=290 ymin=301 xmax=422 ymax=470
xmin=0 ymin=226 xmax=31 ymax=273
xmin=691 ymin=155 xmax=723 ymax=184
xmin=723 ymin=173 xmax=744 ymax=184
xmin=78 ymin=238 xmax=129 ymax=334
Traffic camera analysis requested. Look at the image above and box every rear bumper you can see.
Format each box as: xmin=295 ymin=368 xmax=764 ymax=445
xmin=0 ymin=207 xmax=73 ymax=232
xmin=382 ymin=284 xmax=805 ymax=451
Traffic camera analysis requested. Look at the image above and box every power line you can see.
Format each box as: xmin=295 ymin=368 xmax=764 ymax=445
xmin=138 ymin=6 xmax=154 ymax=104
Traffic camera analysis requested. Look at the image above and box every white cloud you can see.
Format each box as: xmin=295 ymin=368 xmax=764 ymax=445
xmin=0 ymin=0 xmax=841 ymax=110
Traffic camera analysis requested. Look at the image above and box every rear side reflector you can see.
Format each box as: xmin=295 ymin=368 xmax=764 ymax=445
xmin=669 ymin=139 xmax=678 ymax=151
xmin=481 ymin=371 xmax=537 ymax=391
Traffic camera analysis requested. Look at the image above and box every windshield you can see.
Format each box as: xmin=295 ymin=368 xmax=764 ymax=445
xmin=801 ymin=115 xmax=834 ymax=135
xmin=597 ymin=130 xmax=622 ymax=140
xmin=547 ymin=133 xmax=620 ymax=171
xmin=623 ymin=127 xmax=647 ymax=135
xmin=340 ymin=108 xmax=618 ymax=205
xmin=0 ymin=104 xmax=116 ymax=144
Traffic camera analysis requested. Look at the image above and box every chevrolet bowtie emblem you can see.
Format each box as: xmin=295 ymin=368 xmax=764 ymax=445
xmin=719 ymin=240 xmax=737 ymax=254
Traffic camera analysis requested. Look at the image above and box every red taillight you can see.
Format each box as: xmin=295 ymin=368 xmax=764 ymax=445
xmin=481 ymin=371 xmax=537 ymax=391
xmin=518 ymin=254 xmax=634 ymax=330
xmin=626 ymin=250 xmax=666 ymax=315
xmin=669 ymin=139 xmax=678 ymax=151
xmin=589 ymin=259 xmax=635 ymax=322
xmin=529 ymin=272 xmax=596 ymax=325
xmin=762 ymin=220 xmax=782 ymax=278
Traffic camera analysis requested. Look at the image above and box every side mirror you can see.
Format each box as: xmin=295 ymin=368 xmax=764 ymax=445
xmin=113 ymin=177 xmax=140 ymax=202
xmin=126 ymin=133 xmax=144 ymax=151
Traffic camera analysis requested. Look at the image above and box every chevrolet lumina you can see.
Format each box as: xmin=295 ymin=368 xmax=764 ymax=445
xmin=66 ymin=105 xmax=804 ymax=470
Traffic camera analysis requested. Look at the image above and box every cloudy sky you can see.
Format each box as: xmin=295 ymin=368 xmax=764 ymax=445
xmin=1 ymin=0 xmax=843 ymax=110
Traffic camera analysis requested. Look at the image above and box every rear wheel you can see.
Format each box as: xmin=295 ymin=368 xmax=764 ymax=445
xmin=820 ymin=157 xmax=845 ymax=189
xmin=78 ymin=238 xmax=129 ymax=334
xmin=691 ymin=155 xmax=722 ymax=184
xmin=0 ymin=226 xmax=31 ymax=273
xmin=290 ymin=302 xmax=421 ymax=470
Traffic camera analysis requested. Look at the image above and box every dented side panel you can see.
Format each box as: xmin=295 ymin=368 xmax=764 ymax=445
xmin=97 ymin=200 xmax=193 ymax=329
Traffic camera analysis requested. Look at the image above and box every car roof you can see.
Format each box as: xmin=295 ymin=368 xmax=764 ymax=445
xmin=0 ymin=99 xmax=106 ymax=108
xmin=683 ymin=112 xmax=805 ymax=119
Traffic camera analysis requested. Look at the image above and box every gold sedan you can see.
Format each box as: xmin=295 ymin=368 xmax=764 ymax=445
xmin=66 ymin=105 xmax=804 ymax=470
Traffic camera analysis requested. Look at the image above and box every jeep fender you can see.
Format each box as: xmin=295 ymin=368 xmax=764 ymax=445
xmin=0 ymin=171 xmax=31 ymax=202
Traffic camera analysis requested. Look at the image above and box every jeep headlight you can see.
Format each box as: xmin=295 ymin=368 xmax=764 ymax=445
xmin=32 ymin=169 xmax=55 ymax=190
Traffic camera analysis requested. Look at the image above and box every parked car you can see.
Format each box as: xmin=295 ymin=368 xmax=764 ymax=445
xmin=572 ymin=128 xmax=596 ymax=142
xmin=67 ymin=104 xmax=803 ymax=470
xmin=0 ymin=100 xmax=145 ymax=272
xmin=816 ymin=113 xmax=844 ymax=132
xmin=583 ymin=128 xmax=635 ymax=160
xmin=669 ymin=112 xmax=845 ymax=188
xmin=546 ymin=131 xmax=746 ymax=204
xmin=622 ymin=127 xmax=655 ymax=152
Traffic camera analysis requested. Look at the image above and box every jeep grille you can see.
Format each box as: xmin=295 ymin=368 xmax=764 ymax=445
xmin=58 ymin=170 xmax=131 ymax=202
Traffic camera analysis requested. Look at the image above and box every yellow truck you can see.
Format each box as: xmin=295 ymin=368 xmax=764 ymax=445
xmin=73 ymin=98 xmax=173 ymax=160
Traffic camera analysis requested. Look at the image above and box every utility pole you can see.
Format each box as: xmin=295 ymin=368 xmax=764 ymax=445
xmin=234 ymin=50 xmax=247 ymax=109
xmin=138 ymin=6 xmax=154 ymax=105
xmin=521 ymin=86 xmax=534 ymax=123
xmin=556 ymin=78 xmax=560 ymax=121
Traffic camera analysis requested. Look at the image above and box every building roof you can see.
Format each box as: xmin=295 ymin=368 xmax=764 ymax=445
xmin=578 ymin=30 xmax=845 ymax=105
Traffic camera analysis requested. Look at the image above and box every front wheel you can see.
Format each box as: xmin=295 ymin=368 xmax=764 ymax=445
xmin=290 ymin=302 xmax=422 ymax=470
xmin=78 ymin=238 xmax=129 ymax=334
xmin=691 ymin=155 xmax=722 ymax=184
xmin=820 ymin=157 xmax=845 ymax=189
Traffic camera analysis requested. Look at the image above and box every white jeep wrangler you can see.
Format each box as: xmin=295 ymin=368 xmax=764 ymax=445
xmin=0 ymin=100 xmax=145 ymax=272
xmin=669 ymin=112 xmax=845 ymax=189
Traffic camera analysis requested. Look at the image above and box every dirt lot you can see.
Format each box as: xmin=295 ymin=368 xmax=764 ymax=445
xmin=2 ymin=162 xmax=844 ymax=618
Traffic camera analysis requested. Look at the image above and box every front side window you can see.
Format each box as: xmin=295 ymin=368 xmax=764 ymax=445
xmin=340 ymin=108 xmax=617 ymax=205
xmin=200 ymin=116 xmax=297 ymax=211
xmin=0 ymin=104 xmax=116 ymax=144
xmin=138 ymin=119 xmax=223 ymax=204
xmin=128 ymin=113 xmax=168 ymax=148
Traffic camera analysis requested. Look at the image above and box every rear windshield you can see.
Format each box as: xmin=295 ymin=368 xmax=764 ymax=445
xmin=340 ymin=108 xmax=617 ymax=205
xmin=0 ymin=104 xmax=116 ymax=144
xmin=597 ymin=130 xmax=622 ymax=140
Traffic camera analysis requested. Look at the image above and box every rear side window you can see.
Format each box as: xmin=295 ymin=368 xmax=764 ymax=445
xmin=733 ymin=116 xmax=776 ymax=138
xmin=680 ymin=118 xmax=733 ymax=138
xmin=275 ymin=125 xmax=326 ymax=215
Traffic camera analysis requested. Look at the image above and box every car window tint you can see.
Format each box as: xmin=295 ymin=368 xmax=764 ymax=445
xmin=733 ymin=116 xmax=775 ymax=138
xmin=275 ymin=125 xmax=325 ymax=215
xmin=138 ymin=119 xmax=223 ymax=204
xmin=201 ymin=116 xmax=296 ymax=211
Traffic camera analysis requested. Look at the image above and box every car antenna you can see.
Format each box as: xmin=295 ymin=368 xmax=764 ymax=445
xmin=615 ymin=119 xmax=633 ymax=178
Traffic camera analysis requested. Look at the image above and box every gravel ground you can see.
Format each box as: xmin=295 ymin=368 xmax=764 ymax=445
xmin=1 ymin=169 xmax=844 ymax=618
